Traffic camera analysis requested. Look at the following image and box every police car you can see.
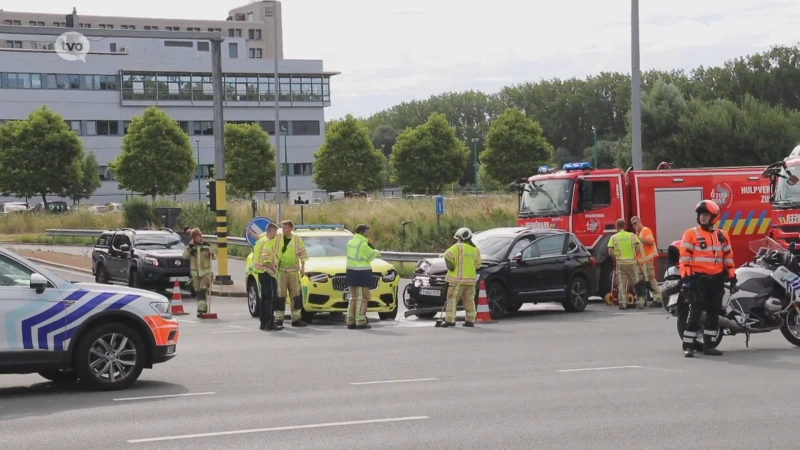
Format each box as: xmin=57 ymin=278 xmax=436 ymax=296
xmin=0 ymin=247 xmax=179 ymax=391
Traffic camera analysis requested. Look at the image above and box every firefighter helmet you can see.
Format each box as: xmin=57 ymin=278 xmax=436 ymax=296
xmin=454 ymin=227 xmax=473 ymax=241
xmin=695 ymin=200 xmax=721 ymax=225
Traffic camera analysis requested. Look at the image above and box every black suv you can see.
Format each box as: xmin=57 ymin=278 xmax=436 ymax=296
xmin=92 ymin=228 xmax=191 ymax=295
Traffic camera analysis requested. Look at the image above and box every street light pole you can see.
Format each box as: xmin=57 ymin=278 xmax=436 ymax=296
xmin=195 ymin=139 xmax=201 ymax=202
xmin=471 ymin=138 xmax=479 ymax=191
xmin=282 ymin=126 xmax=289 ymax=195
xmin=591 ymin=127 xmax=598 ymax=168
xmin=631 ymin=0 xmax=643 ymax=170
xmin=267 ymin=2 xmax=282 ymax=221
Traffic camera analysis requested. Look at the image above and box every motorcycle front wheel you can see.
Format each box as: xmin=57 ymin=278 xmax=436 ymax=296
xmin=779 ymin=308 xmax=800 ymax=347
xmin=676 ymin=308 xmax=724 ymax=352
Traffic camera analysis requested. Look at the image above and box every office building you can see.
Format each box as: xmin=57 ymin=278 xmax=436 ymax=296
xmin=0 ymin=2 xmax=337 ymax=204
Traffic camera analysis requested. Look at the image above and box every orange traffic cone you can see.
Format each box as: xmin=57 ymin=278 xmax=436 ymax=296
xmin=170 ymin=280 xmax=188 ymax=315
xmin=475 ymin=280 xmax=496 ymax=323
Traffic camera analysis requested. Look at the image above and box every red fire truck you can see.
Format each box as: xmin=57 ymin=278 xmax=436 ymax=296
xmin=513 ymin=161 xmax=772 ymax=296
xmin=764 ymin=146 xmax=800 ymax=250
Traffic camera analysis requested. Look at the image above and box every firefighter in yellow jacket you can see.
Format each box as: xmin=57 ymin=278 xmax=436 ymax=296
xmin=632 ymin=216 xmax=662 ymax=307
xmin=182 ymin=228 xmax=216 ymax=317
xmin=253 ymin=222 xmax=279 ymax=330
xmin=345 ymin=224 xmax=381 ymax=329
xmin=274 ymin=220 xmax=309 ymax=327
xmin=607 ymin=218 xmax=646 ymax=310
xmin=442 ymin=227 xmax=482 ymax=327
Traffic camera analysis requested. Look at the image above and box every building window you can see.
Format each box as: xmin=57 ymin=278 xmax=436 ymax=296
xmin=165 ymin=26 xmax=180 ymax=31
xmin=7 ymin=73 xmax=42 ymax=89
xmin=164 ymin=40 xmax=193 ymax=48
xmin=52 ymin=22 xmax=65 ymax=27
xmin=292 ymin=163 xmax=313 ymax=176
xmin=123 ymin=121 xmax=131 ymax=135
xmin=228 ymin=43 xmax=238 ymax=58
xmin=259 ymin=121 xmax=289 ymax=135
xmin=87 ymin=120 xmax=119 ymax=136
xmin=99 ymin=24 xmax=113 ymax=29
xmin=120 ymin=25 xmax=136 ymax=30
xmin=83 ymin=74 xmax=119 ymax=90
xmin=197 ymin=41 xmax=209 ymax=51
xmin=224 ymin=76 xmax=259 ymax=101
xmin=249 ymin=48 xmax=262 ymax=58
xmin=193 ymin=121 xmax=213 ymax=136
xmin=208 ymin=28 xmax=221 ymax=32
xmin=228 ymin=29 xmax=242 ymax=38
xmin=48 ymin=74 xmax=80 ymax=89
xmin=79 ymin=23 xmax=91 ymax=28
xmin=66 ymin=120 xmax=82 ymax=135
xmin=248 ymin=29 xmax=262 ymax=40
xmin=29 ymin=21 xmax=45 ymax=26
xmin=291 ymin=121 xmax=321 ymax=136
xmin=186 ymin=27 xmax=201 ymax=32
xmin=5 ymin=41 xmax=23 ymax=49
xmin=144 ymin=25 xmax=158 ymax=30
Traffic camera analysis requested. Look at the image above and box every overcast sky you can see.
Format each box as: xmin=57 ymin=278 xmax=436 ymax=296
xmin=9 ymin=1 xmax=800 ymax=120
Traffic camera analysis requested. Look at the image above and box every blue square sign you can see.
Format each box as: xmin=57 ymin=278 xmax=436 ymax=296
xmin=436 ymin=195 xmax=445 ymax=215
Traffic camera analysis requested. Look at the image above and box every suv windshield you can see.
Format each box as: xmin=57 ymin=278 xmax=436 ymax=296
xmin=134 ymin=234 xmax=185 ymax=249
xmin=519 ymin=178 xmax=574 ymax=218
xmin=301 ymin=236 xmax=352 ymax=258
xmin=471 ymin=233 xmax=514 ymax=260
xmin=774 ymin=163 xmax=800 ymax=207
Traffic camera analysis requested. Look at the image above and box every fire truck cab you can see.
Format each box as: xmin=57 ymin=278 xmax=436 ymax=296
xmin=514 ymin=162 xmax=770 ymax=297
xmin=764 ymin=145 xmax=800 ymax=252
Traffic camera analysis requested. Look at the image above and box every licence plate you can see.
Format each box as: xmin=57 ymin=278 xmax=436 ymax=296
xmin=420 ymin=288 xmax=440 ymax=297
xmin=170 ymin=277 xmax=190 ymax=282
xmin=667 ymin=293 xmax=679 ymax=307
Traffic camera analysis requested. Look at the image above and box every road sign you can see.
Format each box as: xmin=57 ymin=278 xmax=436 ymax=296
xmin=290 ymin=190 xmax=312 ymax=205
xmin=436 ymin=195 xmax=445 ymax=215
xmin=245 ymin=217 xmax=273 ymax=247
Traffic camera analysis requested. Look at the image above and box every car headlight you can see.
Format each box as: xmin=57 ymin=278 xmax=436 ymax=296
xmin=143 ymin=257 xmax=159 ymax=266
xmin=413 ymin=278 xmax=422 ymax=288
xmin=382 ymin=269 xmax=398 ymax=282
xmin=150 ymin=302 xmax=172 ymax=319
xmin=416 ymin=260 xmax=431 ymax=274
xmin=307 ymin=272 xmax=329 ymax=283
xmin=661 ymin=280 xmax=679 ymax=291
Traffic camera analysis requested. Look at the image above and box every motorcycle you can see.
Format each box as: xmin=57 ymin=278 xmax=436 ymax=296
xmin=664 ymin=237 xmax=800 ymax=351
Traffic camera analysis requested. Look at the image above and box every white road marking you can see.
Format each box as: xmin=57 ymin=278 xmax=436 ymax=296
xmin=113 ymin=392 xmax=215 ymax=402
xmin=227 ymin=325 xmax=250 ymax=329
xmin=127 ymin=416 xmax=431 ymax=443
xmin=350 ymin=378 xmax=439 ymax=385
xmin=557 ymin=365 xmax=643 ymax=373
xmin=178 ymin=319 xmax=199 ymax=324
xmin=211 ymin=329 xmax=255 ymax=334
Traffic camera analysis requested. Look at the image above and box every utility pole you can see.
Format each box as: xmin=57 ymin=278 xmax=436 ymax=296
xmin=267 ymin=2 xmax=282 ymax=222
xmin=631 ymin=0 xmax=643 ymax=170
xmin=591 ymin=126 xmax=598 ymax=168
xmin=471 ymin=138 xmax=479 ymax=191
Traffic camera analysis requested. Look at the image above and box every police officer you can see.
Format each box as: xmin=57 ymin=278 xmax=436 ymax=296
xmin=275 ymin=220 xmax=309 ymax=327
xmin=253 ymin=223 xmax=280 ymax=331
xmin=346 ymin=224 xmax=381 ymax=329
xmin=442 ymin=227 xmax=482 ymax=327
xmin=631 ymin=216 xmax=663 ymax=307
xmin=679 ymin=200 xmax=735 ymax=357
xmin=607 ymin=218 xmax=646 ymax=310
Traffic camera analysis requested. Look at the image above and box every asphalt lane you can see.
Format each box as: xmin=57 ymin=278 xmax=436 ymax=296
xmin=2 ymin=270 xmax=799 ymax=449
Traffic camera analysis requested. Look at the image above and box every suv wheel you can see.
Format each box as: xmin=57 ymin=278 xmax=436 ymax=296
xmin=247 ymin=279 xmax=260 ymax=318
xmin=75 ymin=323 xmax=145 ymax=391
xmin=95 ymin=264 xmax=110 ymax=284
xmin=130 ymin=270 xmax=144 ymax=289
xmin=563 ymin=275 xmax=589 ymax=312
xmin=38 ymin=370 xmax=78 ymax=383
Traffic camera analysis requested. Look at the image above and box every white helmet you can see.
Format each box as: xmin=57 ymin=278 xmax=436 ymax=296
xmin=764 ymin=297 xmax=783 ymax=315
xmin=454 ymin=227 xmax=473 ymax=241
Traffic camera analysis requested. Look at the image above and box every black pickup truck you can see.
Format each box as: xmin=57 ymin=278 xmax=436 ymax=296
xmin=91 ymin=228 xmax=192 ymax=295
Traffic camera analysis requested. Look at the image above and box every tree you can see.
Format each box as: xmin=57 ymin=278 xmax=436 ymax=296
xmin=0 ymin=107 xmax=84 ymax=207
xmin=371 ymin=124 xmax=397 ymax=157
xmin=64 ymin=153 xmax=102 ymax=204
xmin=313 ymin=115 xmax=384 ymax=192
xmin=390 ymin=113 xmax=469 ymax=194
xmin=111 ymin=106 xmax=195 ymax=200
xmin=480 ymin=108 xmax=554 ymax=186
xmin=225 ymin=122 xmax=276 ymax=215
xmin=582 ymin=140 xmax=618 ymax=169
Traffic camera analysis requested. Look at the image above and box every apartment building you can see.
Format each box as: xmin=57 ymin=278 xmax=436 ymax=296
xmin=0 ymin=0 xmax=283 ymax=59
xmin=0 ymin=13 xmax=337 ymax=204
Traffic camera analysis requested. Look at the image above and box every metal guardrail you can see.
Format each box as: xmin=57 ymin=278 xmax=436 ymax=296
xmin=44 ymin=229 xmax=438 ymax=263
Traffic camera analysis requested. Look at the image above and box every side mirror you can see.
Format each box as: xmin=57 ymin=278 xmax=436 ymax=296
xmin=30 ymin=273 xmax=47 ymax=293
xmin=120 ymin=244 xmax=130 ymax=252
xmin=513 ymin=252 xmax=523 ymax=262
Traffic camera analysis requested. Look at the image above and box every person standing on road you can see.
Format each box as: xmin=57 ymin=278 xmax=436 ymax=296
xmin=345 ymin=224 xmax=381 ymax=330
xmin=253 ymin=223 xmax=280 ymax=331
xmin=442 ymin=227 xmax=482 ymax=327
xmin=679 ymin=200 xmax=735 ymax=358
xmin=632 ymin=216 xmax=663 ymax=307
xmin=183 ymin=228 xmax=216 ymax=317
xmin=274 ymin=220 xmax=309 ymax=327
xmin=608 ymin=218 xmax=646 ymax=310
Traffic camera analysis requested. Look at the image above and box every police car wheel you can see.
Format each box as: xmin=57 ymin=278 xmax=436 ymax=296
xmin=247 ymin=279 xmax=260 ymax=318
xmin=38 ymin=370 xmax=78 ymax=383
xmin=75 ymin=323 xmax=146 ymax=391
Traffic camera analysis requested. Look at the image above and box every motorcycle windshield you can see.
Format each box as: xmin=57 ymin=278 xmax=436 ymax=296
xmin=748 ymin=237 xmax=790 ymax=258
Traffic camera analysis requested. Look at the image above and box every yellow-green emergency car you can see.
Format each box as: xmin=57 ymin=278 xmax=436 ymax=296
xmin=245 ymin=225 xmax=400 ymax=322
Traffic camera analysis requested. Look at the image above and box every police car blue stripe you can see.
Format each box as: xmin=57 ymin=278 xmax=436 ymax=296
xmin=22 ymin=303 xmax=67 ymax=350
xmin=36 ymin=292 xmax=114 ymax=350
xmin=53 ymin=294 xmax=141 ymax=351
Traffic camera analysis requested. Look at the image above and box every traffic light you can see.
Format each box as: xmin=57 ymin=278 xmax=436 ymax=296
xmin=206 ymin=180 xmax=216 ymax=211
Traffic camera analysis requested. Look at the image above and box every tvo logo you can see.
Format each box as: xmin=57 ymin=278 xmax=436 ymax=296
xmin=55 ymin=32 xmax=90 ymax=62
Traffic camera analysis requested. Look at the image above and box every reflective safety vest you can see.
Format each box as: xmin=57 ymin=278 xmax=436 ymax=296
xmin=253 ymin=234 xmax=278 ymax=277
xmin=679 ymin=226 xmax=735 ymax=278
xmin=182 ymin=241 xmax=215 ymax=278
xmin=346 ymin=234 xmax=380 ymax=271
xmin=608 ymin=230 xmax=641 ymax=264
xmin=277 ymin=234 xmax=308 ymax=273
xmin=637 ymin=226 xmax=658 ymax=262
xmin=444 ymin=242 xmax=482 ymax=284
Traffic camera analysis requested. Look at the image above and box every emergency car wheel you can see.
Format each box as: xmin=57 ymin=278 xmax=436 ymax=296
xmin=75 ymin=323 xmax=145 ymax=391
xmin=247 ymin=279 xmax=260 ymax=318
xmin=379 ymin=300 xmax=399 ymax=320
xmin=38 ymin=370 xmax=78 ymax=383
xmin=676 ymin=308 xmax=722 ymax=352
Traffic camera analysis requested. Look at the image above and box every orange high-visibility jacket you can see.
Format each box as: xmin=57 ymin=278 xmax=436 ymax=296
xmin=637 ymin=226 xmax=657 ymax=262
xmin=679 ymin=226 xmax=735 ymax=278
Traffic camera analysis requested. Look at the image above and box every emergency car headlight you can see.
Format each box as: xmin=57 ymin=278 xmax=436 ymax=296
xmin=150 ymin=302 xmax=172 ymax=319
xmin=382 ymin=270 xmax=398 ymax=282
xmin=308 ymin=272 xmax=329 ymax=283
xmin=144 ymin=257 xmax=159 ymax=266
